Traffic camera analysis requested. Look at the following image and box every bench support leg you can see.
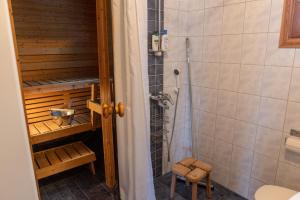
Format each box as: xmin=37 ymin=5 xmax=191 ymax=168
xmin=170 ymin=174 xmax=177 ymax=199
xmin=192 ymin=182 xmax=198 ymax=200
xmin=206 ymin=173 xmax=212 ymax=198
xmin=89 ymin=162 xmax=96 ymax=175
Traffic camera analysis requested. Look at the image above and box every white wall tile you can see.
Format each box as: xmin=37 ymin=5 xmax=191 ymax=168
xmin=242 ymin=33 xmax=268 ymax=65
xmin=258 ymin=97 xmax=286 ymax=130
xmin=255 ymin=126 xmax=282 ymax=159
xmin=189 ymin=0 xmax=205 ymax=11
xmin=284 ymin=102 xmax=300 ymax=133
xmin=236 ymin=94 xmax=260 ymax=123
xmin=179 ymin=0 xmax=190 ymax=11
xmin=221 ymin=35 xmax=242 ymax=63
xmin=199 ymin=62 xmax=220 ymax=88
xmin=215 ymin=116 xmax=236 ymax=143
xmin=198 ymin=111 xmax=216 ymax=137
xmin=165 ymin=36 xmax=186 ymax=62
xmin=205 ymin=0 xmax=223 ymax=8
xmin=239 ymin=65 xmax=264 ymax=95
xmin=294 ymin=49 xmax=300 ymax=67
xmin=199 ymin=88 xmax=218 ymax=113
xmin=251 ymin=153 xmax=278 ymax=183
xmin=197 ymin=133 xmax=214 ymax=159
xmin=177 ymin=11 xmax=189 ymax=36
xmin=203 ymin=36 xmax=222 ymax=62
xmin=269 ymin=0 xmax=284 ymax=32
xmin=289 ymin=68 xmax=300 ymax=102
xmin=265 ymin=33 xmax=295 ymax=67
xmin=204 ymin=7 xmax=223 ymax=35
xmin=218 ymin=63 xmax=240 ymax=91
xmin=165 ymin=8 xmax=179 ymax=36
xmin=233 ymin=120 xmax=257 ymax=149
xmin=244 ymin=0 xmax=271 ymax=33
xmin=165 ymin=0 xmax=179 ymax=9
xmin=224 ymin=0 xmax=245 ymax=5
xmin=222 ymin=3 xmax=245 ymax=34
xmin=261 ymin=66 xmax=292 ymax=99
xmin=228 ymin=172 xmax=250 ymax=198
xmin=230 ymin=145 xmax=253 ymax=177
xmin=211 ymin=164 xmax=230 ymax=187
xmin=212 ymin=140 xmax=233 ymax=169
xmin=188 ymin=10 xmax=204 ymax=36
xmin=189 ymin=37 xmax=203 ymax=62
xmin=217 ymin=90 xmax=238 ymax=118
xmin=192 ymin=86 xmax=201 ymax=109
xmin=190 ymin=62 xmax=202 ymax=85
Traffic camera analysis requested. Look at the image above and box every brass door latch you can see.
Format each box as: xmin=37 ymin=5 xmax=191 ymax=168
xmin=115 ymin=102 xmax=125 ymax=117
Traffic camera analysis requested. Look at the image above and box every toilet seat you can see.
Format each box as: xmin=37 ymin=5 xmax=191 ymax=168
xmin=255 ymin=185 xmax=297 ymax=200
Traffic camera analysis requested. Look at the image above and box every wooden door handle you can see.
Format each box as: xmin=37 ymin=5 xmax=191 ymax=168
xmin=115 ymin=102 xmax=125 ymax=117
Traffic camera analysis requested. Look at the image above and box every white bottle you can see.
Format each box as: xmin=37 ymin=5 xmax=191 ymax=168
xmin=160 ymin=30 xmax=168 ymax=52
xmin=152 ymin=33 xmax=160 ymax=52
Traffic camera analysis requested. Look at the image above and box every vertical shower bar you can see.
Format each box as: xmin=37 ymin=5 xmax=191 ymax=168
xmin=186 ymin=38 xmax=194 ymax=157
xmin=186 ymin=38 xmax=192 ymax=114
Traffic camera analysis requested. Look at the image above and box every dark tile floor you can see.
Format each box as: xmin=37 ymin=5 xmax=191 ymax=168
xmin=39 ymin=167 xmax=118 ymax=200
xmin=39 ymin=168 xmax=247 ymax=200
xmin=155 ymin=173 xmax=247 ymax=200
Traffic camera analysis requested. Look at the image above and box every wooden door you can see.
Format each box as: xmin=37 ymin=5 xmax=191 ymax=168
xmin=96 ymin=0 xmax=116 ymax=188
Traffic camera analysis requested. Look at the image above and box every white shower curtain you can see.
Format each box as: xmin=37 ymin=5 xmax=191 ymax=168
xmin=112 ymin=0 xmax=156 ymax=200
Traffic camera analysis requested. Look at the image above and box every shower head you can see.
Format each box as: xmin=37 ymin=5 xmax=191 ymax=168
xmin=174 ymin=69 xmax=180 ymax=75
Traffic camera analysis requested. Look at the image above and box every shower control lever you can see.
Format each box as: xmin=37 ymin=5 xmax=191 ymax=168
xmin=150 ymin=92 xmax=174 ymax=109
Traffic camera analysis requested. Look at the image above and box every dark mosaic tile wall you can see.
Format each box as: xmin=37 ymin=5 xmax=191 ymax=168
xmin=148 ymin=0 xmax=164 ymax=178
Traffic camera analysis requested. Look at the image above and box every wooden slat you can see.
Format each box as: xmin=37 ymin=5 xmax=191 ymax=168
xmin=44 ymin=120 xmax=61 ymax=131
xmin=73 ymin=142 xmax=91 ymax=155
xmin=35 ymin=152 xmax=50 ymax=168
xmin=34 ymin=122 xmax=50 ymax=134
xmin=45 ymin=150 xmax=60 ymax=165
xmin=74 ymin=115 xmax=88 ymax=124
xmin=55 ymin=148 xmax=71 ymax=162
xmin=64 ymin=145 xmax=81 ymax=159
xmin=29 ymin=124 xmax=40 ymax=135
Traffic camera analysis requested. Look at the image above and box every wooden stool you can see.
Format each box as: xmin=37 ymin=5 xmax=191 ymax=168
xmin=170 ymin=157 xmax=212 ymax=200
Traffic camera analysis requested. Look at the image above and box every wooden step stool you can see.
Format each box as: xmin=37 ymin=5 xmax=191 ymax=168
xmin=170 ymin=157 xmax=212 ymax=200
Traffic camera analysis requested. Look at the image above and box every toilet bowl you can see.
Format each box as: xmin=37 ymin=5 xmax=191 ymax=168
xmin=255 ymin=185 xmax=298 ymax=200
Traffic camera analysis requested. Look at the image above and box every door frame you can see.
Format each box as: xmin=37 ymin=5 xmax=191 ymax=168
xmin=96 ymin=0 xmax=117 ymax=188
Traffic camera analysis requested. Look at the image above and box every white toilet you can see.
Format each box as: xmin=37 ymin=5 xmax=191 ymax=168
xmin=255 ymin=185 xmax=298 ymax=200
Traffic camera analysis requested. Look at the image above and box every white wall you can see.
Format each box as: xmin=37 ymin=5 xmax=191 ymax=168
xmin=0 ymin=1 xmax=39 ymax=199
xmin=165 ymin=0 xmax=300 ymax=199
xmin=163 ymin=0 xmax=193 ymax=174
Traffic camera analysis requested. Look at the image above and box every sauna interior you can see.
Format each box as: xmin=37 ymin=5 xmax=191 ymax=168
xmin=9 ymin=0 xmax=113 ymax=190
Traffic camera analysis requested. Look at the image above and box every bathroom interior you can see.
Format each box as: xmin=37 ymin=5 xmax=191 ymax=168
xmin=0 ymin=0 xmax=300 ymax=199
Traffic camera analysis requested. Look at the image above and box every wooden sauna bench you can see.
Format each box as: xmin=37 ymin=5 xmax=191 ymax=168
xmin=23 ymin=78 xmax=99 ymax=95
xmin=34 ymin=141 xmax=96 ymax=180
xmin=24 ymin=82 xmax=100 ymax=145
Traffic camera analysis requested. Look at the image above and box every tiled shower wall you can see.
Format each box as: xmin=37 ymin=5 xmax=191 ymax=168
xmin=163 ymin=0 xmax=192 ymax=174
xmin=148 ymin=0 xmax=164 ymax=178
xmin=164 ymin=0 xmax=300 ymax=199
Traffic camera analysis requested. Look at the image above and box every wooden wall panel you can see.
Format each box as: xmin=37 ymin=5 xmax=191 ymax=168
xmin=11 ymin=0 xmax=98 ymax=81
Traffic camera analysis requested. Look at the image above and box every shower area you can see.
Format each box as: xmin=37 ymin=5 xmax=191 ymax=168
xmin=149 ymin=0 xmax=300 ymax=199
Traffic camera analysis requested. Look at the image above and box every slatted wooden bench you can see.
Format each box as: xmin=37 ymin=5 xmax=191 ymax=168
xmin=171 ymin=157 xmax=213 ymax=200
xmin=23 ymin=78 xmax=99 ymax=95
xmin=34 ymin=141 xmax=96 ymax=179
xmin=24 ymin=86 xmax=100 ymax=144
